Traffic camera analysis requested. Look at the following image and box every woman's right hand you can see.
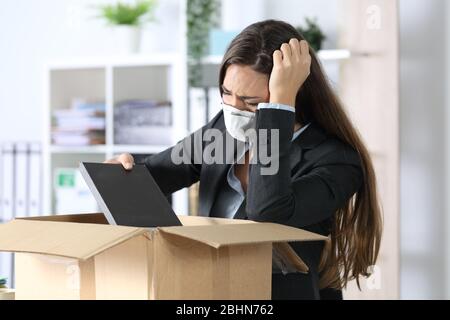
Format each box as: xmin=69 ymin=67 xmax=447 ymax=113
xmin=103 ymin=153 xmax=135 ymax=171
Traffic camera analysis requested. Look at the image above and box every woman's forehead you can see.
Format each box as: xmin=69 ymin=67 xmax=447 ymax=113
xmin=223 ymin=64 xmax=269 ymax=96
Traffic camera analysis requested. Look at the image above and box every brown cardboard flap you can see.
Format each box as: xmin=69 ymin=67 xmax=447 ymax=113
xmin=0 ymin=219 xmax=148 ymax=260
xmin=158 ymin=222 xmax=328 ymax=249
xmin=20 ymin=213 xmax=108 ymax=224
xmin=22 ymin=214 xmax=251 ymax=226
xmin=273 ymin=242 xmax=309 ymax=274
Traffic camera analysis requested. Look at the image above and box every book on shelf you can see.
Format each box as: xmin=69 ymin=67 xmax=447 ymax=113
xmin=52 ymin=100 xmax=106 ymax=146
xmin=114 ymin=99 xmax=173 ymax=145
xmin=51 ymin=130 xmax=106 ymax=146
xmin=54 ymin=117 xmax=106 ymax=130
xmin=53 ymin=108 xmax=105 ymax=118
xmin=114 ymin=99 xmax=172 ymax=126
xmin=71 ymin=100 xmax=106 ymax=111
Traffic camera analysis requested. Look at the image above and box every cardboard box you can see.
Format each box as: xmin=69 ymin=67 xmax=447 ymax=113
xmin=0 ymin=213 xmax=327 ymax=300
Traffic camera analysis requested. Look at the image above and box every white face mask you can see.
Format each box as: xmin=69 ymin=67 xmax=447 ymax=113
xmin=222 ymin=102 xmax=256 ymax=142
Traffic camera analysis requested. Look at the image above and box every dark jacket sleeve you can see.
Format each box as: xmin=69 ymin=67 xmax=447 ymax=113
xmin=142 ymin=112 xmax=223 ymax=196
xmin=246 ymin=108 xmax=363 ymax=228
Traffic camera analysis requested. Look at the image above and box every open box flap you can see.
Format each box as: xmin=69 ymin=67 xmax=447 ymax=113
xmin=0 ymin=219 xmax=148 ymax=260
xmin=158 ymin=222 xmax=328 ymax=249
xmin=20 ymin=213 xmax=108 ymax=224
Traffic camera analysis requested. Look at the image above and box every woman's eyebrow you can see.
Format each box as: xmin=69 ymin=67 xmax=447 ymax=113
xmin=221 ymin=85 xmax=261 ymax=100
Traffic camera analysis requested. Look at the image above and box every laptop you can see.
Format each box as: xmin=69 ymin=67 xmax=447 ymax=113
xmin=79 ymin=162 xmax=182 ymax=228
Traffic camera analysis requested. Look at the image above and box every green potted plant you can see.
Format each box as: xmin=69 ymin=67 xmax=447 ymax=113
xmin=296 ymin=17 xmax=326 ymax=51
xmin=97 ymin=0 xmax=158 ymax=54
xmin=187 ymin=0 xmax=220 ymax=87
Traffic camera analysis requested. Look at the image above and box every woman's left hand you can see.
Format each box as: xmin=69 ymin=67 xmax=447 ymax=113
xmin=269 ymin=38 xmax=311 ymax=107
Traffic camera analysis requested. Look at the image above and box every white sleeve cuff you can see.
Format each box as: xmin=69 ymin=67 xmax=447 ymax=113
xmin=257 ymin=102 xmax=296 ymax=113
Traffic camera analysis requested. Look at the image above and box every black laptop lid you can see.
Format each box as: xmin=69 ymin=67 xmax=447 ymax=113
xmin=79 ymin=162 xmax=182 ymax=227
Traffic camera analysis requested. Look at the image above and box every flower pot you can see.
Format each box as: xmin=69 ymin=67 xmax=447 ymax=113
xmin=113 ymin=25 xmax=142 ymax=54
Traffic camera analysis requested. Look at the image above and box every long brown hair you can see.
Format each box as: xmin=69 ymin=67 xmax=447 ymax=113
xmin=218 ymin=19 xmax=382 ymax=290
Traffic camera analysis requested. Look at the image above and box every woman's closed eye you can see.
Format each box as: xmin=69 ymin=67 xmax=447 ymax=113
xmin=223 ymin=91 xmax=260 ymax=107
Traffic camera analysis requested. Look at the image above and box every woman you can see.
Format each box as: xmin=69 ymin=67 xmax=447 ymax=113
xmin=105 ymin=19 xmax=382 ymax=300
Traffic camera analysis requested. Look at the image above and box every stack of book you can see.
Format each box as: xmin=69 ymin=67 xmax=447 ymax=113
xmin=114 ymin=100 xmax=173 ymax=145
xmin=52 ymin=101 xmax=106 ymax=146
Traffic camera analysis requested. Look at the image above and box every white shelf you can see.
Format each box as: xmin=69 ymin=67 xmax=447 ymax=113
xmin=49 ymin=145 xmax=108 ymax=154
xmin=47 ymin=53 xmax=181 ymax=70
xmin=49 ymin=144 xmax=171 ymax=155
xmin=199 ymin=49 xmax=351 ymax=65
xmin=44 ymin=54 xmax=188 ymax=215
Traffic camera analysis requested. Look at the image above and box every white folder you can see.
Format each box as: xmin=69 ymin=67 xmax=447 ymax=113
xmin=0 ymin=143 xmax=15 ymax=289
xmin=28 ymin=143 xmax=42 ymax=217
xmin=0 ymin=143 xmax=14 ymax=222
xmin=14 ymin=142 xmax=28 ymax=218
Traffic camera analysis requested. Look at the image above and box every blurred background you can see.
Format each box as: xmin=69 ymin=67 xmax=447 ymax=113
xmin=0 ymin=0 xmax=449 ymax=300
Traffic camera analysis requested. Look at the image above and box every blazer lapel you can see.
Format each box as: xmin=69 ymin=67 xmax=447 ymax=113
xmin=290 ymin=122 xmax=328 ymax=175
xmin=198 ymin=127 xmax=246 ymax=217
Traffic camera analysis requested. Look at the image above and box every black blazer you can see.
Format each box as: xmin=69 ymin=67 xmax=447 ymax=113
xmin=143 ymin=108 xmax=363 ymax=300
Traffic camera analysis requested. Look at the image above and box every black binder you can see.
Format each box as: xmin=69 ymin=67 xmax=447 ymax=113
xmin=79 ymin=162 xmax=182 ymax=227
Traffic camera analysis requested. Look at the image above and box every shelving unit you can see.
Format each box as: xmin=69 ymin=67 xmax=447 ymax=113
xmin=43 ymin=54 xmax=189 ymax=216
xmin=40 ymin=0 xmax=189 ymax=218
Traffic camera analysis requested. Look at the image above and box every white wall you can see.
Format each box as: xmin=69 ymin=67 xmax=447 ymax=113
xmin=0 ymin=0 xmax=181 ymax=143
xmin=399 ymin=0 xmax=449 ymax=299
xmin=220 ymin=0 xmax=338 ymax=49
xmin=264 ymin=0 xmax=338 ymax=49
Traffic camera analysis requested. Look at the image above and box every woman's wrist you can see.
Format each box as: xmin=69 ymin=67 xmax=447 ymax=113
xmin=269 ymin=94 xmax=296 ymax=108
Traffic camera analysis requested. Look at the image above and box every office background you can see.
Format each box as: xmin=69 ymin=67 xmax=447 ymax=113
xmin=0 ymin=0 xmax=449 ymax=300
